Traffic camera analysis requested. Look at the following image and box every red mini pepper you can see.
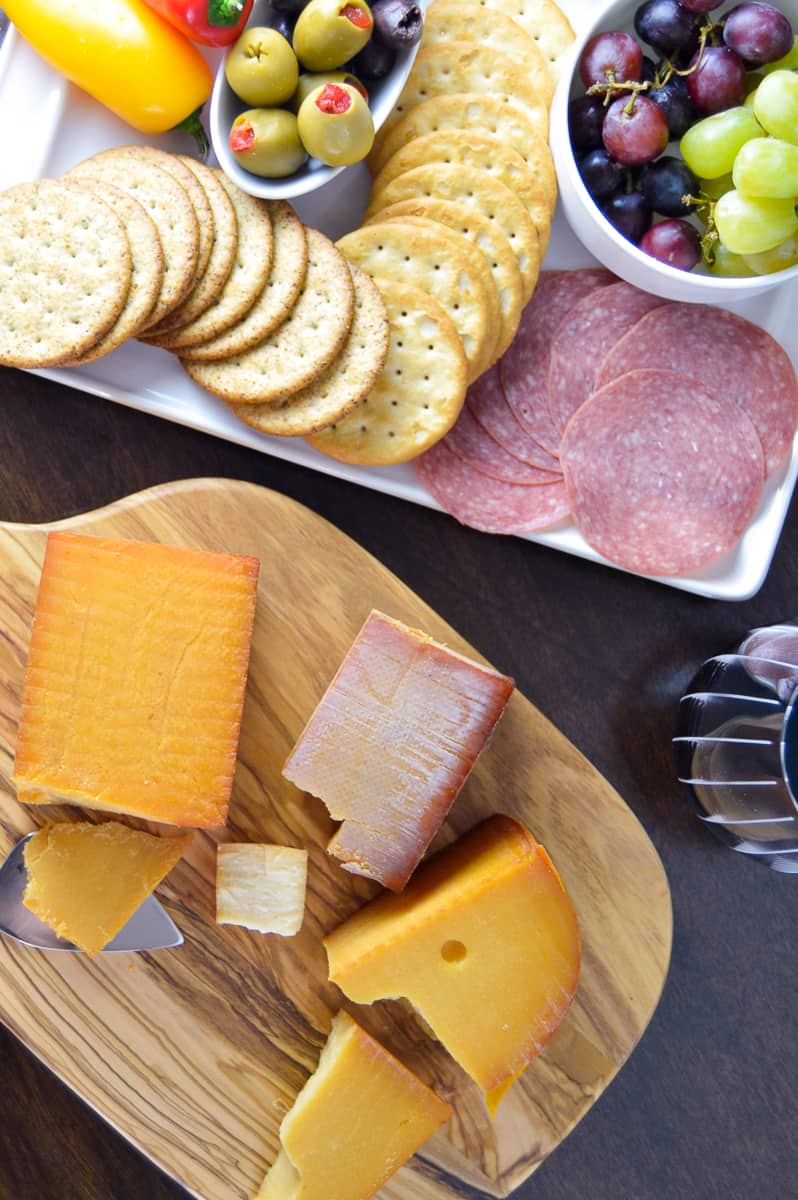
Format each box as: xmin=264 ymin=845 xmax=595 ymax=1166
xmin=144 ymin=0 xmax=255 ymax=46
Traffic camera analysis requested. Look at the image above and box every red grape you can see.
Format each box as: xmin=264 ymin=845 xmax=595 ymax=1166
xmin=634 ymin=0 xmax=698 ymax=54
xmin=686 ymin=45 xmax=747 ymax=113
xmin=569 ymin=95 xmax=607 ymax=151
xmin=602 ymin=94 xmax=670 ymax=166
xmin=639 ymin=219 xmax=702 ymax=269
xmin=579 ymin=148 xmax=625 ymax=199
xmin=680 ymin=0 xmax=721 ymax=10
xmin=723 ymin=3 xmax=794 ymax=65
xmin=603 ymin=191 xmax=653 ymax=242
xmin=580 ymin=31 xmax=643 ymax=90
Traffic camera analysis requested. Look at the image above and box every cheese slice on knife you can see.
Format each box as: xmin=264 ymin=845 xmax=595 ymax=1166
xmin=324 ymin=814 xmax=581 ymax=1113
xmin=23 ymin=820 xmax=192 ymax=956
xmin=256 ymin=1010 xmax=451 ymax=1200
xmin=216 ymin=843 xmax=308 ymax=935
xmin=283 ymin=610 xmax=514 ymax=891
xmin=13 ymin=532 xmax=259 ymax=827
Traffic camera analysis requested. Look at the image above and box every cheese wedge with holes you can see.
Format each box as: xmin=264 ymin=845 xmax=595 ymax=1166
xmin=216 ymin=843 xmax=308 ymax=935
xmin=13 ymin=532 xmax=259 ymax=827
xmin=256 ymin=1010 xmax=451 ymax=1200
xmin=283 ymin=610 xmax=514 ymax=891
xmin=23 ymin=820 xmax=192 ymax=956
xmin=324 ymin=814 xmax=581 ymax=1113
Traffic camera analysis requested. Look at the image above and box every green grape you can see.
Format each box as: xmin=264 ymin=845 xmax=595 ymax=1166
xmin=680 ymin=108 xmax=763 ymax=179
xmin=763 ymin=38 xmax=798 ymax=74
xmin=700 ymin=173 xmax=734 ymax=200
xmin=707 ymin=243 xmax=757 ymax=277
xmin=715 ymin=190 xmax=798 ymax=254
xmin=745 ymin=72 xmax=764 ymax=97
xmin=733 ymin=137 xmax=798 ymax=198
xmin=752 ymin=71 xmax=798 ymax=145
xmin=744 ymin=232 xmax=798 ymax=274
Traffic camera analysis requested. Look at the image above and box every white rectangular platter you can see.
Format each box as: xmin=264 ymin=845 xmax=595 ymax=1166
xmin=0 ymin=0 xmax=796 ymax=601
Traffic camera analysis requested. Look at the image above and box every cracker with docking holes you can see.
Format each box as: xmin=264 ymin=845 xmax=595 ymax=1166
xmin=365 ymin=162 xmax=540 ymax=303
xmin=183 ymin=227 xmax=354 ymax=404
xmin=368 ymin=129 xmax=553 ymax=255
xmin=70 ymin=183 xmax=163 ymax=364
xmin=148 ymin=175 xmax=273 ymax=351
xmin=368 ymin=91 xmax=549 ymax=179
xmin=146 ymin=160 xmax=238 ymax=334
xmin=65 ymin=149 xmax=199 ymax=326
xmin=307 ymin=278 xmax=467 ymax=466
xmin=338 ymin=220 xmax=498 ymax=383
xmin=366 ymin=199 xmax=523 ymax=362
xmin=422 ymin=3 xmax=554 ymax=106
xmin=227 ymin=265 xmax=389 ymax=437
xmin=0 ymin=180 xmax=132 ymax=369
xmin=180 ymin=201 xmax=307 ymax=363
xmin=469 ymin=0 xmax=575 ymax=82
xmin=373 ymin=42 xmax=547 ymax=160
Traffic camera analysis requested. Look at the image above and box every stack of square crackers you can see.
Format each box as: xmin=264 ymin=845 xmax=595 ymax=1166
xmin=0 ymin=0 xmax=573 ymax=470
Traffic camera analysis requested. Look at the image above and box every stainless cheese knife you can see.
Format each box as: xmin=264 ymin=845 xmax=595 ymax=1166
xmin=0 ymin=834 xmax=184 ymax=952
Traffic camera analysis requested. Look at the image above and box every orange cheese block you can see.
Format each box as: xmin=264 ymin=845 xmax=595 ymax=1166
xmin=13 ymin=532 xmax=259 ymax=827
xmin=324 ymin=814 xmax=581 ymax=1113
xmin=23 ymin=820 xmax=192 ymax=956
xmin=283 ymin=610 xmax=514 ymax=891
xmin=256 ymin=1010 xmax=451 ymax=1200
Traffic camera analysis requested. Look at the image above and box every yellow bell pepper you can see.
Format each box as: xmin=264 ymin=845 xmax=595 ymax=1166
xmin=4 ymin=0 xmax=212 ymax=137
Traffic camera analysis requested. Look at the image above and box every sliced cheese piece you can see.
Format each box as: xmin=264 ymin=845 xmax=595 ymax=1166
xmin=283 ymin=610 xmax=513 ymax=891
xmin=216 ymin=843 xmax=308 ymax=936
xmin=256 ymin=1010 xmax=451 ymax=1200
xmin=13 ymin=532 xmax=259 ymax=827
xmin=324 ymin=814 xmax=580 ymax=1112
xmin=23 ymin=820 xmax=192 ymax=956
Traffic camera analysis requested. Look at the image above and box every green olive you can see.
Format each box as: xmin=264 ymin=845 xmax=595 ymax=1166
xmin=292 ymin=71 xmax=368 ymax=111
xmin=225 ymin=27 xmax=299 ymax=108
xmin=297 ymin=82 xmax=374 ymax=166
xmin=229 ymin=109 xmax=308 ymax=178
xmin=293 ymin=0 xmax=373 ymax=73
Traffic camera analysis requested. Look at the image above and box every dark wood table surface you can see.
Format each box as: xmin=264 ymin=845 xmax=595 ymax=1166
xmin=0 ymin=366 xmax=796 ymax=1200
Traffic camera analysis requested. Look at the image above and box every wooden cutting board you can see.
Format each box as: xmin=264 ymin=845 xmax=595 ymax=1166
xmin=0 ymin=479 xmax=671 ymax=1200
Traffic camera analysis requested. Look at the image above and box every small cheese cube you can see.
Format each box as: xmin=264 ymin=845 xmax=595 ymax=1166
xmin=13 ymin=532 xmax=259 ymax=828
xmin=283 ymin=610 xmax=514 ymax=891
xmin=23 ymin=820 xmax=192 ymax=957
xmin=256 ymin=1011 xmax=451 ymax=1200
xmin=324 ymin=814 xmax=581 ymax=1114
xmin=216 ymin=844 xmax=308 ymax=936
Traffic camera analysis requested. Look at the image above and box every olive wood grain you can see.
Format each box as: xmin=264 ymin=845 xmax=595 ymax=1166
xmin=0 ymin=478 xmax=671 ymax=1200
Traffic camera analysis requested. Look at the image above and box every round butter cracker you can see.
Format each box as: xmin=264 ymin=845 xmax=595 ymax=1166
xmin=367 ymin=199 xmax=523 ymax=362
xmin=227 ymin=265 xmax=389 ymax=437
xmin=183 ymin=227 xmax=354 ymax=404
xmin=307 ymin=278 xmax=468 ymax=465
xmin=0 ymin=179 xmax=132 ymax=368
xmin=338 ymin=220 xmax=498 ymax=383
xmin=365 ymin=162 xmax=541 ymax=304
xmin=470 ymin=0 xmax=576 ymax=82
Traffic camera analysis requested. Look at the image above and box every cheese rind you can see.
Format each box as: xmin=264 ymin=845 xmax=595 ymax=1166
xmin=23 ymin=820 xmax=192 ymax=956
xmin=216 ymin=843 xmax=308 ymax=936
xmin=256 ymin=1010 xmax=451 ymax=1200
xmin=324 ymin=815 xmax=581 ymax=1108
xmin=13 ymin=532 xmax=259 ymax=827
xmin=283 ymin=610 xmax=514 ymax=891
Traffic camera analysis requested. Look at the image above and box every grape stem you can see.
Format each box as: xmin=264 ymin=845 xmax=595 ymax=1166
xmin=586 ymin=75 xmax=651 ymax=108
xmin=682 ymin=192 xmax=721 ymax=266
xmin=655 ymin=22 xmax=717 ymax=90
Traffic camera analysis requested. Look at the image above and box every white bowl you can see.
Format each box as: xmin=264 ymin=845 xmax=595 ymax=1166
xmin=211 ymin=0 xmax=425 ymax=201
xmin=549 ymin=0 xmax=798 ymax=303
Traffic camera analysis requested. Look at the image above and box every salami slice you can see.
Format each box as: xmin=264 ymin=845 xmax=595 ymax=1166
xmin=596 ymin=304 xmax=798 ymax=477
xmin=559 ymin=368 xmax=765 ymax=577
xmin=415 ymin=440 xmax=571 ymax=534
xmin=547 ymin=283 xmax=668 ymax=435
xmin=444 ymin=406 xmax=562 ymax=485
xmin=467 ymin=363 xmax=560 ymax=471
xmin=500 ymin=268 xmax=616 ymax=455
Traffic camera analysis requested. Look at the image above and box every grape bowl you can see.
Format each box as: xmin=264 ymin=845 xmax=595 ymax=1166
xmin=550 ymin=0 xmax=798 ymax=301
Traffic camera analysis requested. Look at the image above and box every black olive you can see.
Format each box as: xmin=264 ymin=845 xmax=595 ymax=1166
xmin=348 ymin=34 xmax=397 ymax=79
xmin=270 ymin=10 xmax=296 ymax=41
xmin=269 ymin=0 xmax=307 ymax=14
xmin=371 ymin=0 xmax=423 ymax=49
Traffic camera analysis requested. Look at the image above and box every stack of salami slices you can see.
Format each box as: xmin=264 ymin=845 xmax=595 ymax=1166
xmin=415 ymin=269 xmax=798 ymax=578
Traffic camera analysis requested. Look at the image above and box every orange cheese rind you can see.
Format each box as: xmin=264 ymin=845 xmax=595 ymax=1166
xmin=256 ymin=1011 xmax=451 ymax=1200
xmin=13 ymin=532 xmax=259 ymax=828
xmin=324 ymin=814 xmax=581 ymax=1111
